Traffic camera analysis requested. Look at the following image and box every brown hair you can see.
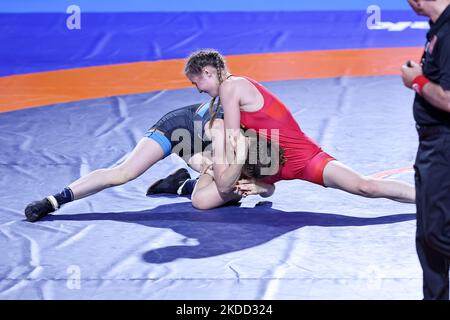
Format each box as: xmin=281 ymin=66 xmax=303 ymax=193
xmin=241 ymin=132 xmax=285 ymax=180
xmin=185 ymin=49 xmax=228 ymax=128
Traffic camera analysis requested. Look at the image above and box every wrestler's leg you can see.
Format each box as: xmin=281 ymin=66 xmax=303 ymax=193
xmin=191 ymin=173 xmax=242 ymax=210
xmin=69 ymin=138 xmax=165 ymax=199
xmin=24 ymin=138 xmax=166 ymax=222
xmin=323 ymin=160 xmax=415 ymax=203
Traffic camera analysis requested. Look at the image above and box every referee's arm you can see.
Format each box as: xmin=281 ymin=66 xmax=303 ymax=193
xmin=402 ymin=37 xmax=450 ymax=113
xmin=421 ymin=81 xmax=450 ymax=113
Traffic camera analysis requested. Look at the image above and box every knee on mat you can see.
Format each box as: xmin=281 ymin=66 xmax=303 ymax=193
xmin=192 ymin=194 xmax=213 ymax=210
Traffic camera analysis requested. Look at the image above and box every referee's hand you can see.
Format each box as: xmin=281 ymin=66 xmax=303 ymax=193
xmin=401 ymin=60 xmax=422 ymax=89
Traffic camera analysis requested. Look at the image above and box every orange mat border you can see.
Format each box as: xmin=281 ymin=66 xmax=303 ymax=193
xmin=0 ymin=47 xmax=423 ymax=113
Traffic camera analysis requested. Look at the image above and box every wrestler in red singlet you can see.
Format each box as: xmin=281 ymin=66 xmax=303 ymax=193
xmin=240 ymin=77 xmax=335 ymax=186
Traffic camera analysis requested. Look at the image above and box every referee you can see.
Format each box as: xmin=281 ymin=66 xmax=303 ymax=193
xmin=402 ymin=0 xmax=450 ymax=300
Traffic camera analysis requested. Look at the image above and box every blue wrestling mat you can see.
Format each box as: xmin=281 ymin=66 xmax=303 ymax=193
xmin=0 ymin=0 xmax=425 ymax=299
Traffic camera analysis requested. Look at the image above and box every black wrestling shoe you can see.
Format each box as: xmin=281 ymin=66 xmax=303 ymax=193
xmin=146 ymin=168 xmax=191 ymax=196
xmin=24 ymin=198 xmax=55 ymax=222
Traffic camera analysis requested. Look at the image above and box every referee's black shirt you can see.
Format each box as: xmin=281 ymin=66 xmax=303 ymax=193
xmin=413 ymin=4 xmax=450 ymax=127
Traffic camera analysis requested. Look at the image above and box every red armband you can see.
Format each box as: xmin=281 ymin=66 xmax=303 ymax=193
xmin=412 ymin=75 xmax=430 ymax=96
